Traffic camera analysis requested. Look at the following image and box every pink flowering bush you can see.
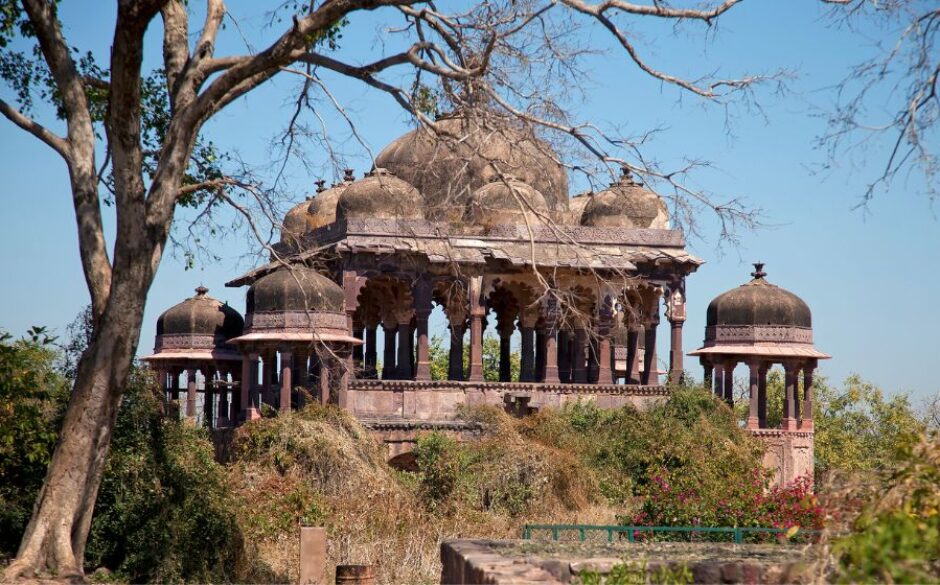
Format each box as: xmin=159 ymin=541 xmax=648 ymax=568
xmin=621 ymin=469 xmax=824 ymax=541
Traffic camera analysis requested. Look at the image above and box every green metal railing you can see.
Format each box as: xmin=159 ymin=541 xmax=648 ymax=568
xmin=521 ymin=524 xmax=822 ymax=544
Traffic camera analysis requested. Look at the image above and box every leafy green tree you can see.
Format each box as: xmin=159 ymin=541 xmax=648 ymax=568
xmin=748 ymin=372 xmax=926 ymax=477
xmin=0 ymin=330 xmax=69 ymax=557
xmin=428 ymin=334 xmax=520 ymax=382
xmin=834 ymin=437 xmax=940 ymax=583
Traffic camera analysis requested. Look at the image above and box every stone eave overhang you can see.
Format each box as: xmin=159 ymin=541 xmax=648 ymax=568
xmin=227 ymin=218 xmax=702 ymax=287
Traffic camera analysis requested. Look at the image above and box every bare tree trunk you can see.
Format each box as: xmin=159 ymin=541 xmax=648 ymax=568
xmin=3 ymin=278 xmax=148 ymax=581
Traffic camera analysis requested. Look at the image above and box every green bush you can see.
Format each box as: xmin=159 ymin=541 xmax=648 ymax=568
xmin=834 ymin=437 xmax=940 ymax=583
xmin=84 ymin=368 xmax=241 ymax=583
xmin=0 ymin=325 xmax=241 ymax=581
xmin=413 ymin=432 xmax=463 ymax=507
xmin=0 ymin=329 xmax=69 ymax=558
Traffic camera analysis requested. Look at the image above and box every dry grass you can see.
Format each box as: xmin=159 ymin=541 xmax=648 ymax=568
xmin=227 ymin=405 xmax=618 ymax=584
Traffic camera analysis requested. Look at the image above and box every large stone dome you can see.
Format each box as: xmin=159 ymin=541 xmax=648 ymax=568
xmin=335 ymin=168 xmax=425 ymax=222
xmin=465 ymin=176 xmax=549 ymax=228
xmin=247 ymin=266 xmax=345 ymax=314
xmin=580 ymin=169 xmax=668 ymax=229
xmin=706 ymin=265 xmax=811 ymax=329
xmin=156 ymin=286 xmax=244 ymax=340
xmin=375 ymin=112 xmax=569 ymax=220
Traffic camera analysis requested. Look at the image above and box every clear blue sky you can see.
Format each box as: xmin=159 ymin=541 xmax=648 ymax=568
xmin=1 ymin=1 xmax=937 ymax=400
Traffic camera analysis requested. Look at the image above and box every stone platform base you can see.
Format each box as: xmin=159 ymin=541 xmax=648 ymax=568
xmin=347 ymin=380 xmax=667 ymax=421
xmin=749 ymin=429 xmax=814 ymax=488
xmin=440 ymin=539 xmax=822 ymax=584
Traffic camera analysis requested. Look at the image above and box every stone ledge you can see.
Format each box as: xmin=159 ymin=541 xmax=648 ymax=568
xmin=440 ymin=539 xmax=823 ymax=584
xmin=349 ymin=379 xmax=669 ymax=396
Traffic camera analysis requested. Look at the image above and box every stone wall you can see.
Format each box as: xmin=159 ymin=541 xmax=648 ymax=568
xmin=346 ymin=380 xmax=667 ymax=421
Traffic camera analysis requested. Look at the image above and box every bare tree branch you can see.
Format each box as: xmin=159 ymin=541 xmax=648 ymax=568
xmin=0 ymin=98 xmax=70 ymax=159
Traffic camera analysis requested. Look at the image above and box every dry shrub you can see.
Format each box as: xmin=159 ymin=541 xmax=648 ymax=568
xmin=229 ymin=403 xmax=612 ymax=584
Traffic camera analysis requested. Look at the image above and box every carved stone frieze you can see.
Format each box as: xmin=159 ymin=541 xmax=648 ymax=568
xmin=155 ymin=333 xmax=226 ymax=350
xmin=705 ymin=325 xmax=814 ymax=345
xmin=247 ymin=310 xmax=347 ymax=332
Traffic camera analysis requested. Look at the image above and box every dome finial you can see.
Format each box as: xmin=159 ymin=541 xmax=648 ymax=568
xmin=751 ymin=262 xmax=767 ymax=280
xmin=615 ymin=166 xmax=641 ymax=187
xmin=315 ymin=179 xmax=326 ymax=193
xmin=343 ymin=168 xmax=355 ymax=183
xmin=195 ymin=285 xmax=209 ymax=296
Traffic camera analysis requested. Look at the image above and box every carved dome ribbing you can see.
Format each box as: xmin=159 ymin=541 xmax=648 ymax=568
xmin=374 ymin=112 xmax=569 ymax=219
xmin=580 ymin=169 xmax=668 ymax=229
xmin=247 ymin=266 xmax=345 ymax=314
xmin=706 ymin=265 xmax=812 ymax=329
xmin=156 ymin=286 xmax=244 ymax=340
xmin=335 ymin=168 xmax=425 ymax=222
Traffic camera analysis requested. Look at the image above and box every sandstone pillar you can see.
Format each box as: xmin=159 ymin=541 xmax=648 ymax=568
xmin=642 ymin=322 xmax=659 ymax=385
xmin=667 ymin=287 xmax=686 ymax=385
xmin=498 ymin=327 xmax=512 ymax=382
xmin=397 ymin=319 xmax=413 ymax=380
xmin=747 ymin=360 xmax=760 ymax=429
xmin=468 ymin=312 xmax=484 ymax=382
xmin=702 ymin=359 xmax=714 ymax=390
xmin=467 ymin=277 xmax=485 ymax=383
xmin=520 ymin=326 xmax=536 ymax=382
xmin=352 ymin=322 xmax=364 ymax=375
xmin=414 ymin=312 xmax=431 ymax=381
xmin=261 ymin=349 xmax=277 ymax=408
xmin=626 ymin=327 xmax=641 ymax=385
xmin=280 ymin=350 xmax=293 ymax=414
xmin=319 ymin=360 xmax=330 ymax=405
xmin=448 ymin=324 xmax=465 ymax=381
xmin=217 ymin=371 xmax=230 ymax=427
xmin=722 ymin=360 xmax=735 ymax=406
xmin=186 ymin=367 xmax=197 ymax=420
xmin=535 ymin=329 xmax=546 ymax=382
xmin=241 ymin=352 xmax=260 ymax=421
xmin=364 ymin=326 xmax=377 ymax=379
xmin=557 ymin=330 xmax=570 ymax=383
xmin=382 ymin=324 xmax=397 ymax=380
xmin=597 ymin=335 xmax=613 ymax=385
xmin=668 ymin=320 xmax=684 ymax=384
xmin=572 ymin=328 xmax=587 ymax=383
xmin=712 ymin=359 xmax=724 ymax=397
xmin=596 ymin=297 xmax=614 ymax=385
xmin=802 ymin=361 xmax=815 ymax=430
xmin=758 ymin=363 xmax=768 ymax=428
xmin=782 ymin=361 xmax=799 ymax=431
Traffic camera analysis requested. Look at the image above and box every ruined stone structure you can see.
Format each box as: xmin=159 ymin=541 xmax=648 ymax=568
xmin=689 ymin=263 xmax=829 ymax=485
xmin=143 ymin=113 xmax=825 ymax=478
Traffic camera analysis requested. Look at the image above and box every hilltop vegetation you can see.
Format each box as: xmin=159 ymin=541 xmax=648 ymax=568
xmin=0 ymin=330 xmax=937 ymax=583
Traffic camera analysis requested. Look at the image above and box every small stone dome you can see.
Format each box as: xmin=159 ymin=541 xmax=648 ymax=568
xmin=280 ymin=198 xmax=312 ymax=244
xmin=375 ymin=112 xmax=569 ymax=219
xmin=335 ymin=168 xmax=424 ymax=222
xmin=156 ymin=286 xmax=244 ymax=339
xmin=706 ymin=264 xmax=811 ymax=328
xmin=580 ymin=168 xmax=669 ymax=229
xmin=247 ymin=266 xmax=345 ymax=314
xmin=465 ymin=176 xmax=549 ymax=227
xmin=307 ymin=170 xmax=355 ymax=231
